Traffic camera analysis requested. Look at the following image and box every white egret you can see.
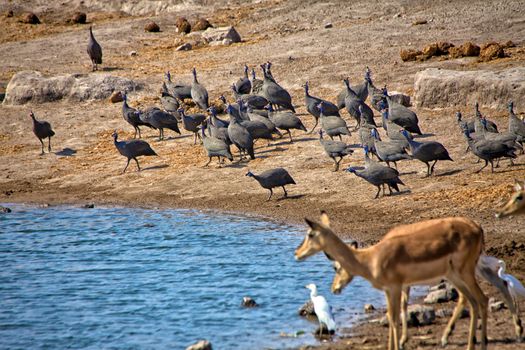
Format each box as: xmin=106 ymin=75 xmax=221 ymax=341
xmin=305 ymin=283 xmax=336 ymax=334
xmin=498 ymin=259 xmax=525 ymax=312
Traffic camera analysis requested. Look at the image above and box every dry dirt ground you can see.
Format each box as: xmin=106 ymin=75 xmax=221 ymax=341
xmin=1 ymin=1 xmax=525 ymax=349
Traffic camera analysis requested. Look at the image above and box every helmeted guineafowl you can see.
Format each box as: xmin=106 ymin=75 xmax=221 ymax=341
xmin=112 ymin=131 xmax=157 ymax=173
xmin=336 ymin=67 xmax=370 ymax=109
xmin=165 ymin=71 xmax=192 ymax=100
xmin=386 ymin=96 xmax=422 ymax=135
xmin=371 ymin=128 xmax=411 ymax=169
xmin=226 ymin=105 xmax=255 ymax=160
xmin=246 ymin=167 xmax=296 ymax=201
xmin=235 ymin=65 xmax=252 ymax=95
xmin=201 ymin=123 xmax=233 ymax=167
xmin=265 ymin=104 xmax=306 ymax=142
xmin=260 ymin=63 xmax=295 ymax=112
xmin=140 ymin=107 xmax=180 ymax=140
xmin=191 ymin=68 xmax=209 ymax=110
xmin=179 ymin=108 xmax=206 ymax=145
xmin=87 ymin=26 xmax=102 ymax=71
xmin=121 ymin=93 xmax=154 ymax=139
xmin=318 ymin=129 xmax=354 ymax=171
xmin=250 ymin=68 xmax=263 ymax=95
xmin=160 ymin=83 xmax=180 ymax=115
xmin=507 ymin=101 xmax=525 ymax=146
xmin=303 ymin=81 xmax=340 ymax=133
xmin=400 ymin=130 xmax=452 ymax=176
xmin=463 ymin=129 xmax=517 ymax=173
xmin=318 ymin=102 xmax=350 ymax=141
xmin=30 ymin=111 xmax=55 ymax=154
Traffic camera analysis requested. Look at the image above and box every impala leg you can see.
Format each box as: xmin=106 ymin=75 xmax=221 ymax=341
xmin=463 ymin=274 xmax=488 ymax=350
xmin=441 ymin=292 xmax=465 ymax=346
xmin=266 ymin=189 xmax=273 ymax=201
xmin=386 ymin=288 xmax=402 ymax=350
xmin=400 ymin=287 xmax=410 ymax=349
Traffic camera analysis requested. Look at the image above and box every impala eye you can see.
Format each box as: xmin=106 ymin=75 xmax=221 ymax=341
xmin=516 ymin=194 xmax=523 ymax=201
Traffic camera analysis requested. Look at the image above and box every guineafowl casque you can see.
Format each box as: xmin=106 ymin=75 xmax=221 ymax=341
xmin=87 ymin=26 xmax=102 ymax=71
xmin=112 ymin=131 xmax=157 ymax=173
xmin=246 ymin=167 xmax=296 ymax=201
xmin=30 ymin=111 xmax=55 ymax=154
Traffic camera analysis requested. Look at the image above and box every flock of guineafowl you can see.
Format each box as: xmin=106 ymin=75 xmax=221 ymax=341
xmin=29 ymin=26 xmax=525 ymax=200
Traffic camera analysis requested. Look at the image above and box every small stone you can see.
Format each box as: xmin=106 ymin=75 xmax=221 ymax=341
xmin=298 ymin=300 xmax=316 ymax=316
xmin=129 ymin=51 xmax=138 ymax=56
xmin=193 ymin=18 xmax=212 ymax=31
xmin=424 ymin=286 xmax=458 ymax=304
xmin=144 ymin=21 xmax=160 ymax=32
xmin=407 ymin=304 xmax=436 ymax=326
xmin=109 ymin=91 xmax=124 ymax=103
xmin=412 ymin=19 xmax=428 ymax=25
xmin=393 ymin=13 xmax=402 ymax=18
xmin=364 ymin=304 xmax=375 ymax=313
xmin=489 ymin=300 xmax=505 ymax=312
xmin=176 ymin=17 xmax=191 ymax=34
xmin=185 ymin=340 xmax=212 ymax=350
xmin=0 ymin=206 xmax=12 ymax=213
xmin=81 ymin=204 xmax=95 ymax=209
xmin=176 ymin=43 xmax=192 ymax=51
xmin=221 ymin=38 xmax=232 ymax=46
xmin=5 ymin=10 xmax=14 ymax=17
xmin=241 ymin=296 xmax=258 ymax=308
xmin=20 ymin=12 xmax=40 ymax=24
xmin=70 ymin=12 xmax=87 ymax=24
xmin=324 ymin=22 xmax=333 ymax=28
xmin=400 ymin=48 xmax=421 ymax=62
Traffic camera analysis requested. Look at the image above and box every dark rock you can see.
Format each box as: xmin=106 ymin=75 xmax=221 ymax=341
xmin=0 ymin=206 xmax=12 ymax=213
xmin=324 ymin=22 xmax=333 ymax=29
xmin=109 ymin=91 xmax=124 ymax=103
xmin=176 ymin=43 xmax=192 ymax=51
xmin=81 ymin=204 xmax=95 ymax=209
xmin=461 ymin=42 xmax=481 ymax=57
xmin=186 ymin=340 xmax=212 ymax=350
xmin=424 ymin=285 xmax=458 ymax=304
xmin=193 ymin=18 xmax=212 ymax=31
xmin=364 ymin=304 xmax=375 ymax=313
xmin=400 ymin=48 xmax=421 ymax=62
xmin=412 ymin=19 xmax=428 ymax=25
xmin=176 ymin=17 xmax=191 ymax=34
xmin=436 ymin=307 xmax=469 ymax=319
xmin=21 ymin=12 xmax=40 ymax=24
xmin=407 ymin=304 xmax=436 ymax=326
xmin=145 ymin=21 xmax=160 ymax=32
xmin=70 ymin=12 xmax=87 ymax=24
xmin=241 ymin=296 xmax=258 ymax=308
xmin=298 ymin=300 xmax=316 ymax=316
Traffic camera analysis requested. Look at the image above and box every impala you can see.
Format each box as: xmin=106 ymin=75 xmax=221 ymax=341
xmin=496 ymin=180 xmax=525 ymax=218
xmin=295 ymin=212 xmax=488 ymax=350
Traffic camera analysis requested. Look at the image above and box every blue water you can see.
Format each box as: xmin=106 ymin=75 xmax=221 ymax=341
xmin=0 ymin=204 xmax=386 ymax=350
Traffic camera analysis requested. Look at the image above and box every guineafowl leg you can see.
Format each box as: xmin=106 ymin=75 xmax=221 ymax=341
xmin=374 ymin=186 xmax=381 ymax=199
xmin=133 ymin=158 xmax=141 ymax=171
xmin=39 ymin=139 xmax=45 ymax=155
xmin=288 ymin=130 xmax=294 ymax=143
xmin=267 ymin=189 xmax=273 ymax=201
xmin=193 ymin=132 xmax=197 ymax=145
xmin=122 ymin=158 xmax=131 ymax=173
xmin=490 ymin=160 xmax=495 ymax=173
xmin=158 ymin=128 xmax=163 ymax=141
xmin=308 ymin=119 xmax=319 ymax=134
xmin=495 ymin=158 xmax=500 ymax=168
xmin=430 ymin=160 xmax=438 ymax=175
xmin=393 ymin=161 xmax=398 ymax=170
xmin=48 ymin=137 xmax=52 ymax=152
xmin=424 ymin=162 xmax=431 ymax=177
xmin=476 ymin=160 xmax=488 ymax=173
xmin=137 ymin=127 xmax=142 ymax=139
xmin=338 ymin=135 xmax=342 ymax=141
xmin=282 ymin=186 xmax=288 ymax=198
xmin=203 ymin=157 xmax=212 ymax=167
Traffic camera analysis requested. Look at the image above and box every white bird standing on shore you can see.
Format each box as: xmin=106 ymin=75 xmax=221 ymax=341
xmin=498 ymin=259 xmax=525 ymax=312
xmin=305 ymin=283 xmax=336 ymax=334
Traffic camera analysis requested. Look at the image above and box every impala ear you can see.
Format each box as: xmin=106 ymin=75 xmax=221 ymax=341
xmin=349 ymin=240 xmax=358 ymax=249
xmin=304 ymin=218 xmax=322 ymax=233
xmin=320 ymin=210 xmax=330 ymax=227
xmin=514 ymin=179 xmax=524 ymax=192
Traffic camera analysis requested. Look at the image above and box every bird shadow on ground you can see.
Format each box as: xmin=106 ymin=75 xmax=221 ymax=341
xmin=435 ymin=169 xmax=463 ymax=177
xmin=256 ymin=147 xmax=288 ymax=155
xmin=415 ymin=133 xmax=436 ymax=139
xmin=277 ymin=194 xmax=305 ymax=201
xmin=398 ymin=170 xmax=418 ymax=176
xmin=388 ymin=189 xmax=412 ymax=197
xmin=54 ymin=148 xmax=77 ymax=157
xmin=272 ymin=137 xmax=316 ymax=147
xmin=100 ymin=66 xmax=123 ymax=72
xmin=141 ymin=164 xmax=169 ymax=171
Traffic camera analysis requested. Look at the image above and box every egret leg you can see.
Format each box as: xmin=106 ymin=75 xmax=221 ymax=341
xmin=282 ymin=186 xmax=288 ymax=198
xmin=48 ymin=137 xmax=52 ymax=152
xmin=134 ymin=157 xmax=141 ymax=171
xmin=266 ymin=188 xmax=273 ymax=201
xmin=122 ymin=158 xmax=131 ymax=173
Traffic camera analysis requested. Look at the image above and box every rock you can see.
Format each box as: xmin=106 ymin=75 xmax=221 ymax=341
xmin=407 ymin=304 xmax=436 ymax=326
xmin=389 ymin=92 xmax=411 ymax=107
xmin=364 ymin=304 xmax=376 ymax=313
xmin=414 ymin=67 xmax=525 ymax=109
xmin=429 ymin=282 xmax=448 ymax=292
xmin=424 ymin=285 xmax=458 ymax=304
xmin=129 ymin=51 xmax=138 ymax=56
xmin=400 ymin=48 xmax=421 ymax=62
xmin=503 ymin=40 xmax=516 ymax=48
xmin=81 ymin=204 xmax=95 ymax=209
xmin=448 ymin=46 xmax=464 ymax=58
xmin=186 ymin=340 xmax=212 ymax=350
xmin=241 ymin=296 xmax=258 ymax=308
xmin=176 ymin=17 xmax=191 ymax=34
xmin=109 ymin=91 xmax=123 ymax=103
xmin=0 ymin=206 xmax=12 ymax=213
xmin=21 ymin=12 xmax=40 ymax=24
xmin=298 ymin=300 xmax=316 ymax=316
xmin=202 ymin=26 xmax=241 ymax=44
xmin=221 ymin=38 xmax=232 ymax=46
xmin=144 ymin=21 xmax=160 ymax=32
xmin=193 ymin=18 xmax=212 ymax=31
xmin=461 ymin=42 xmax=481 ymax=56
xmin=437 ymin=41 xmax=454 ymax=54
xmin=436 ymin=307 xmax=469 ymax=319
xmin=324 ymin=22 xmax=333 ymax=29
xmin=479 ymin=42 xmax=505 ymax=61
xmin=489 ymin=300 xmax=505 ymax=312
xmin=3 ymin=71 xmax=142 ymax=105
xmin=5 ymin=10 xmax=14 ymax=17
xmin=176 ymin=43 xmax=192 ymax=51
xmin=70 ymin=12 xmax=87 ymax=24
xmin=422 ymin=43 xmax=439 ymax=58
xmin=412 ymin=19 xmax=428 ymax=25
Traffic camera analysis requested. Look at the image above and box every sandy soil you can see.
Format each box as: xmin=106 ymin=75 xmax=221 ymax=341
xmin=1 ymin=0 xmax=525 ymax=349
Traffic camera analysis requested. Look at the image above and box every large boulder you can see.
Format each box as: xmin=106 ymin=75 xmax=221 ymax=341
xmin=202 ymin=26 xmax=241 ymax=44
xmin=414 ymin=67 xmax=525 ymax=110
xmin=3 ymin=71 xmax=142 ymax=105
